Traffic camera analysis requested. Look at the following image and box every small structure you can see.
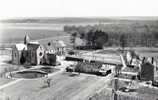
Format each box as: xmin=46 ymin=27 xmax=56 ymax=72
xmin=135 ymin=50 xmax=158 ymax=82
xmin=140 ymin=62 xmax=154 ymax=81
xmin=42 ymin=53 xmax=57 ymax=65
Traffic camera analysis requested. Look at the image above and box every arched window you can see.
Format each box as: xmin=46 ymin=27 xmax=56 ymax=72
xmin=39 ymin=52 xmax=43 ymax=56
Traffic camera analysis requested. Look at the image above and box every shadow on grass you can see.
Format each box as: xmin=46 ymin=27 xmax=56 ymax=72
xmin=3 ymin=60 xmax=12 ymax=64
xmin=69 ymin=73 xmax=80 ymax=77
xmin=40 ymin=85 xmax=49 ymax=89
xmin=63 ymin=71 xmax=109 ymax=77
xmin=119 ymin=87 xmax=137 ymax=92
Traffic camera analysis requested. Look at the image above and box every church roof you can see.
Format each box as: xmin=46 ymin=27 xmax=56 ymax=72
xmin=15 ymin=43 xmax=27 ymax=51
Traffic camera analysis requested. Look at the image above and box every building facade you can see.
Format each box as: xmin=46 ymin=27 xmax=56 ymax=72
xmin=12 ymin=35 xmax=45 ymax=65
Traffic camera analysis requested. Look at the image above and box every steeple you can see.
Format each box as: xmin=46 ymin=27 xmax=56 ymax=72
xmin=24 ymin=34 xmax=30 ymax=44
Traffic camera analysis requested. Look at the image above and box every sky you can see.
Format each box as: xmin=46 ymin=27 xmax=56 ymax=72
xmin=0 ymin=0 xmax=158 ymax=19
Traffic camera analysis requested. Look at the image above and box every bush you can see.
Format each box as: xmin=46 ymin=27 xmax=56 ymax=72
xmin=74 ymin=61 xmax=102 ymax=74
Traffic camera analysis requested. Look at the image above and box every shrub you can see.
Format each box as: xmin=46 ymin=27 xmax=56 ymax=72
xmin=74 ymin=61 xmax=102 ymax=74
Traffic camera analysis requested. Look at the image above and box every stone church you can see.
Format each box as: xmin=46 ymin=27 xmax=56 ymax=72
xmin=12 ymin=35 xmax=44 ymax=65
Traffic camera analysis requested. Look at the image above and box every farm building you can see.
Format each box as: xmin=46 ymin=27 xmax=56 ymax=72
xmin=140 ymin=62 xmax=154 ymax=81
xmin=41 ymin=40 xmax=66 ymax=55
xmin=42 ymin=53 xmax=57 ymax=65
xmin=136 ymin=51 xmax=158 ymax=82
xmin=121 ymin=50 xmax=158 ymax=82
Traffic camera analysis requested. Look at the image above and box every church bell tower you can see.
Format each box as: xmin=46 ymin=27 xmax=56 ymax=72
xmin=24 ymin=34 xmax=30 ymax=44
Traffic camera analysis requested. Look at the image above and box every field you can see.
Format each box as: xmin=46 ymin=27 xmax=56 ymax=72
xmin=0 ymin=72 xmax=112 ymax=100
xmin=0 ymin=28 xmax=67 ymax=44
xmin=0 ymin=18 xmax=102 ymax=44
xmin=0 ymin=22 xmax=70 ymax=49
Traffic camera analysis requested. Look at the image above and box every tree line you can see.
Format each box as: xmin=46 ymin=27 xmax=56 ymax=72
xmin=64 ymin=21 xmax=158 ymax=49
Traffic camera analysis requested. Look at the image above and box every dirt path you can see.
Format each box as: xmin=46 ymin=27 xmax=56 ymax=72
xmin=0 ymin=79 xmax=23 ymax=90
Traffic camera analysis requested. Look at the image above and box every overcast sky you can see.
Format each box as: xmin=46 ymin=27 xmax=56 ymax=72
xmin=0 ymin=0 xmax=158 ymax=19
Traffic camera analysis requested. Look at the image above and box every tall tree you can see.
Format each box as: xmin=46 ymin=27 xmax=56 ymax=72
xmin=120 ymin=34 xmax=126 ymax=52
xmin=70 ymin=32 xmax=77 ymax=49
xmin=95 ymin=30 xmax=108 ymax=48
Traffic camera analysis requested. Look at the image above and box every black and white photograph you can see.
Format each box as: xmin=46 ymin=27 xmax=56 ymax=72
xmin=0 ymin=0 xmax=158 ymax=100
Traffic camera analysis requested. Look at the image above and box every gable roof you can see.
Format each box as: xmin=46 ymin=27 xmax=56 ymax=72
xmin=27 ymin=43 xmax=40 ymax=50
xmin=15 ymin=43 xmax=27 ymax=51
xmin=39 ymin=40 xmax=66 ymax=51
xmin=42 ymin=44 xmax=55 ymax=51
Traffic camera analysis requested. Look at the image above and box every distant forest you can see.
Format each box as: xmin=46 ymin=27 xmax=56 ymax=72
xmin=64 ymin=20 xmax=158 ymax=48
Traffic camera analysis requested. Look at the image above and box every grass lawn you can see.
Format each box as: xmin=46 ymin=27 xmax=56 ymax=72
xmin=0 ymin=78 xmax=14 ymax=86
xmin=1 ymin=72 xmax=111 ymax=100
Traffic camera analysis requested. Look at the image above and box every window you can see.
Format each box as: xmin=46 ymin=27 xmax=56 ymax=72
xmin=39 ymin=52 xmax=43 ymax=56
xmin=48 ymin=42 xmax=51 ymax=46
xmin=40 ymin=46 xmax=42 ymax=50
xmin=32 ymin=52 xmax=35 ymax=58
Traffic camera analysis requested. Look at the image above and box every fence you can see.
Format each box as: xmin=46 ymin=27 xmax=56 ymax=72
xmin=0 ymin=49 xmax=12 ymax=55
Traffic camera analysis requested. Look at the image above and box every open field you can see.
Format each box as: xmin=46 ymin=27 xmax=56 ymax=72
xmin=81 ymin=50 xmax=122 ymax=65
xmin=0 ymin=18 xmax=104 ymax=44
xmin=0 ymin=22 xmax=69 ymax=49
xmin=0 ymin=72 xmax=112 ymax=100
xmin=0 ymin=28 xmax=67 ymax=43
